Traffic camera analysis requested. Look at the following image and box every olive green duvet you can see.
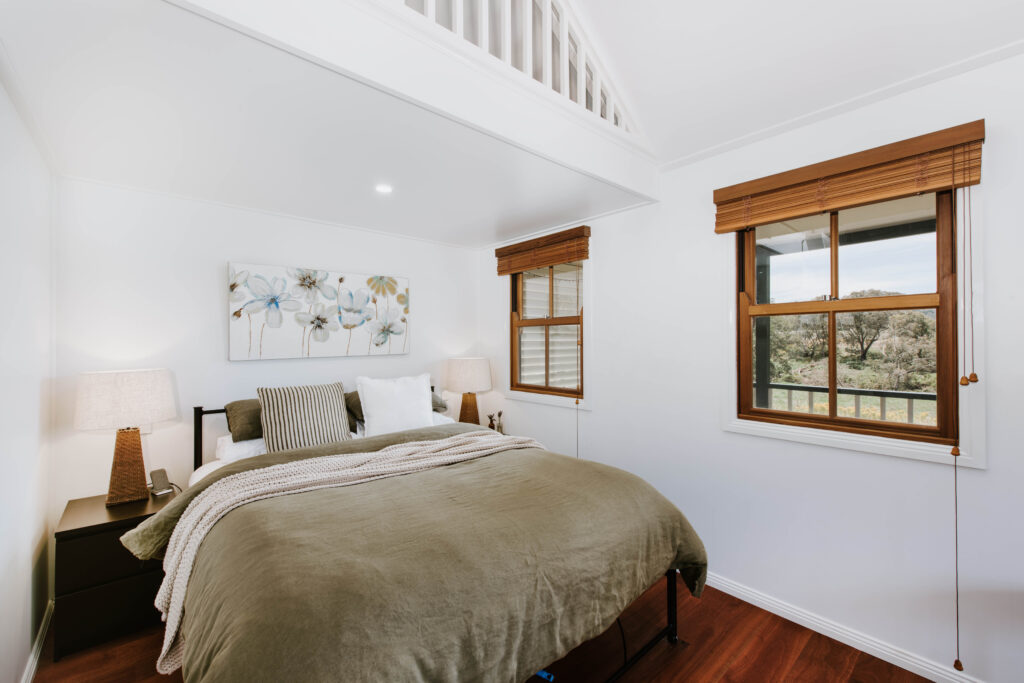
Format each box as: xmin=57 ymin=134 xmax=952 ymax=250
xmin=123 ymin=423 xmax=706 ymax=682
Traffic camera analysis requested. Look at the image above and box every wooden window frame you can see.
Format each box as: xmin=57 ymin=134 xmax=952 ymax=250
xmin=736 ymin=190 xmax=957 ymax=445
xmin=510 ymin=265 xmax=583 ymax=399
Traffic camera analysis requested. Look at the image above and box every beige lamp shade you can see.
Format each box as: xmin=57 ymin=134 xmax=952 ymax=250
xmin=446 ymin=358 xmax=492 ymax=394
xmin=74 ymin=369 xmax=178 ymax=430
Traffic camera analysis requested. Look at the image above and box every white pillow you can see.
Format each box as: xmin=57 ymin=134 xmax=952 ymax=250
xmin=214 ymin=434 xmax=268 ymax=463
xmin=356 ymin=374 xmax=434 ymax=437
xmin=189 ymin=459 xmax=228 ymax=488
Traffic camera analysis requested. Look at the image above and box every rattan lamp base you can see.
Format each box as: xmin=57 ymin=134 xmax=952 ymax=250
xmin=106 ymin=427 xmax=150 ymax=506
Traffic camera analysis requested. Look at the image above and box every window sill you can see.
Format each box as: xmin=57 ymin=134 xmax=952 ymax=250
xmin=722 ymin=416 xmax=985 ymax=469
xmin=506 ymin=390 xmax=591 ymax=411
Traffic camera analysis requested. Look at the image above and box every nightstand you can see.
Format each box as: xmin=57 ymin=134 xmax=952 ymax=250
xmin=53 ymin=492 xmax=175 ymax=659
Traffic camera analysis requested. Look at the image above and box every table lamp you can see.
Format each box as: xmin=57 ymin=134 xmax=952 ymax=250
xmin=74 ymin=369 xmax=177 ymax=506
xmin=446 ymin=358 xmax=491 ymax=425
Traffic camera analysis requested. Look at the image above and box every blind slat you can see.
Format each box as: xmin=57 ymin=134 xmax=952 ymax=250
xmin=496 ymin=226 xmax=590 ymax=275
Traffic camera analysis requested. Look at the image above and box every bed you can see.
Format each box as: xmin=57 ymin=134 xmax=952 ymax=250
xmin=122 ymin=406 xmax=707 ymax=682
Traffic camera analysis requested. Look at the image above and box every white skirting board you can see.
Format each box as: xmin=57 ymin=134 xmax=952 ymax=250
xmin=20 ymin=600 xmax=53 ymax=683
xmin=706 ymin=572 xmax=982 ymax=683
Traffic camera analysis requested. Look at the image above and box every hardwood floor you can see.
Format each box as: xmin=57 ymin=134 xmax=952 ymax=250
xmin=35 ymin=578 xmax=927 ymax=682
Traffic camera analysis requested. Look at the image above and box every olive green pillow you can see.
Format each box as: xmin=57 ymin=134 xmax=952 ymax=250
xmin=225 ymin=398 xmax=262 ymax=443
xmin=343 ymin=391 xmax=447 ymax=427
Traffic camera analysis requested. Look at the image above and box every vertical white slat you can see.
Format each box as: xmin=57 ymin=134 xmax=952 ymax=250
xmin=541 ymin=0 xmax=552 ymax=88
xmin=522 ymin=0 xmax=533 ymax=77
xmin=453 ymin=0 xmax=464 ymax=37
xmin=575 ymin=40 xmax=586 ymax=106
xmin=558 ymin=9 xmax=569 ymax=96
xmin=502 ymin=0 xmax=512 ymax=64
xmin=425 ymin=0 xmax=436 ymax=21
xmin=478 ymin=0 xmax=489 ymax=54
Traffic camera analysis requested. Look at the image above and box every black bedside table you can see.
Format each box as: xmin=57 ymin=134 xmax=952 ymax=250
xmin=54 ymin=492 xmax=175 ymax=659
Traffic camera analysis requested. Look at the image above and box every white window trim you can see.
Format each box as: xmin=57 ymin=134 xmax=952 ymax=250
xmin=502 ymin=253 xmax=593 ymax=412
xmin=720 ymin=189 xmax=987 ymax=470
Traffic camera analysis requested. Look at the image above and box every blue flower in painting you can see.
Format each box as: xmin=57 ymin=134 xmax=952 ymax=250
xmin=337 ymin=288 xmax=374 ymax=329
xmin=288 ymin=268 xmax=337 ymax=304
xmin=367 ymin=308 xmax=406 ymax=347
xmin=241 ymin=275 xmax=302 ymax=327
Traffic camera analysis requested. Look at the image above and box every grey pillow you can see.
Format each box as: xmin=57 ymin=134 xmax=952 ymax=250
xmin=257 ymin=382 xmax=350 ymax=453
xmin=225 ymin=399 xmax=262 ymax=443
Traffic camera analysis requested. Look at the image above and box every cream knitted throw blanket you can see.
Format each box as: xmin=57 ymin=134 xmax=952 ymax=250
xmin=154 ymin=430 xmax=543 ymax=674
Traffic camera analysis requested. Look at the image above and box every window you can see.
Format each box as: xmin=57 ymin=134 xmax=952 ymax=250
xmin=488 ymin=0 xmax=503 ymax=59
xmin=550 ymin=4 xmax=561 ymax=92
xmin=568 ymin=33 xmax=579 ymax=101
xmin=495 ymin=227 xmax=589 ymax=399
xmin=718 ymin=121 xmax=986 ymax=446
xmin=531 ymin=0 xmax=543 ymax=82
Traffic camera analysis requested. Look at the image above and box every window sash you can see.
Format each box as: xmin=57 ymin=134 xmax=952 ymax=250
xmin=736 ymin=191 xmax=957 ymax=444
xmin=510 ymin=266 xmax=583 ymax=398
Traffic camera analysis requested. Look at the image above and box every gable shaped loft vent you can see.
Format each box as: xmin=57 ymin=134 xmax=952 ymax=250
xmin=403 ymin=0 xmax=633 ymax=134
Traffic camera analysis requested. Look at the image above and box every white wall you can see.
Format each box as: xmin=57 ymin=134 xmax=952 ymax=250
xmin=477 ymin=54 xmax=1024 ymax=681
xmin=0 ymin=81 xmax=52 ymax=681
xmin=51 ymin=179 xmax=479 ymax=518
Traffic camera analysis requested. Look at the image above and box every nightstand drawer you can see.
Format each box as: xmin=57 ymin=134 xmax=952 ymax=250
xmin=56 ymin=526 xmax=161 ymax=596
xmin=54 ymin=570 xmax=164 ymax=659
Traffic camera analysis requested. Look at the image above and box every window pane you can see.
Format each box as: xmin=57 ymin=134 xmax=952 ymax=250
xmin=520 ymin=268 xmax=549 ymax=319
xmin=549 ymin=325 xmax=580 ymax=389
xmin=752 ymin=314 xmax=829 ymax=415
xmin=405 ymin=0 xmax=426 ymax=14
xmin=837 ymin=309 xmax=937 ymax=425
xmin=754 ymin=213 xmax=831 ymax=304
xmin=838 ymin=194 xmax=936 ymax=299
xmin=518 ymin=327 xmax=545 ymax=385
xmin=436 ymin=0 xmax=453 ymax=29
xmin=551 ymin=5 xmax=561 ymax=92
xmin=600 ymin=88 xmax=608 ymax=119
xmin=585 ymin=65 xmax=593 ymax=110
xmin=552 ymin=261 xmax=581 ymax=317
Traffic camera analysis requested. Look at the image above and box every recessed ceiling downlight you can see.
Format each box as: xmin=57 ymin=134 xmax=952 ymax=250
xmin=375 ymin=184 xmax=393 ymax=195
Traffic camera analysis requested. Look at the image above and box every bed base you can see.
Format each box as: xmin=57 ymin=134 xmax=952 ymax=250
xmin=603 ymin=569 xmax=682 ymax=682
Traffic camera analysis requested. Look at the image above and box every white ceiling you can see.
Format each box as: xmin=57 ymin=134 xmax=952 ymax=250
xmin=0 ymin=0 xmax=647 ymax=247
xmin=578 ymin=0 xmax=1024 ymax=165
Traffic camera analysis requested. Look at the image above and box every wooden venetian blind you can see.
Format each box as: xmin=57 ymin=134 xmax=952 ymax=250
xmin=713 ymin=120 xmax=985 ymax=234
xmin=495 ymin=226 xmax=590 ymax=275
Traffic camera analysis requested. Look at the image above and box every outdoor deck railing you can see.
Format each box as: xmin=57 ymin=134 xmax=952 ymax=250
xmin=753 ymin=383 xmax=937 ymax=424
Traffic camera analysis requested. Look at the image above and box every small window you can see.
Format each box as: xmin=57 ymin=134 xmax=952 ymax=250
xmin=464 ymin=0 xmax=480 ymax=46
xmin=531 ymin=0 xmax=543 ymax=82
xmin=511 ymin=0 xmax=525 ymax=71
xmin=512 ymin=263 xmax=583 ymax=397
xmin=405 ymin=0 xmax=426 ymax=14
xmin=488 ymin=0 xmax=503 ymax=58
xmin=600 ymin=88 xmax=608 ymax=119
xmin=496 ymin=227 xmax=589 ymax=400
xmin=613 ymin=107 xmax=621 ymax=127
xmin=585 ymin=65 xmax=594 ymax=111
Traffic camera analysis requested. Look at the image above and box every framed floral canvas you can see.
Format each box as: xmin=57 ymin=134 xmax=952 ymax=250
xmin=228 ymin=262 xmax=410 ymax=360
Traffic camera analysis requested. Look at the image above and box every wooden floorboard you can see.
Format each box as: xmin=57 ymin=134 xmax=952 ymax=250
xmin=34 ymin=577 xmax=928 ymax=682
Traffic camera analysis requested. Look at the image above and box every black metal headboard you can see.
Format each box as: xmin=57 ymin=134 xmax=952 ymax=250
xmin=193 ymin=406 xmax=226 ymax=470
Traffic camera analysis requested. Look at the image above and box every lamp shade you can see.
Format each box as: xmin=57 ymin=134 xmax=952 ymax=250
xmin=446 ymin=358 xmax=492 ymax=394
xmin=74 ymin=369 xmax=178 ymax=431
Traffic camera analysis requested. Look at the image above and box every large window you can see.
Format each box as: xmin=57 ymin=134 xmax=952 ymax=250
xmin=737 ymin=191 xmax=957 ymax=443
xmin=495 ymin=226 xmax=588 ymax=399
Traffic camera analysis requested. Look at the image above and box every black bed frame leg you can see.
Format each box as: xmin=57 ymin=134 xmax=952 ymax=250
xmin=666 ymin=569 xmax=678 ymax=644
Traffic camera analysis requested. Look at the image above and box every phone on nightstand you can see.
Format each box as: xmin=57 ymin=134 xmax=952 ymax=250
xmin=150 ymin=468 xmax=174 ymax=496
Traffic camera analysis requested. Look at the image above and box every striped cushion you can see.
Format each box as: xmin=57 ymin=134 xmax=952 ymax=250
xmin=257 ymin=382 xmax=351 ymax=453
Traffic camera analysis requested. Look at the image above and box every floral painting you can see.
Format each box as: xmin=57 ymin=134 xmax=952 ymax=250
xmin=228 ymin=262 xmax=410 ymax=360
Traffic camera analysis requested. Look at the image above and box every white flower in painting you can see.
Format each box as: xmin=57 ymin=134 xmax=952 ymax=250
xmin=241 ymin=275 xmax=302 ymax=327
xmin=367 ymin=308 xmax=406 ymax=347
xmin=295 ymin=303 xmax=340 ymax=343
xmin=337 ymin=288 xmax=374 ymax=329
xmin=229 ymin=269 xmax=249 ymax=302
xmin=289 ymin=268 xmax=337 ymax=304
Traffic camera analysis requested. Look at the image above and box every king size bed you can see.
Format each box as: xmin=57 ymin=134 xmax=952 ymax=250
xmin=122 ymin=408 xmax=707 ymax=682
